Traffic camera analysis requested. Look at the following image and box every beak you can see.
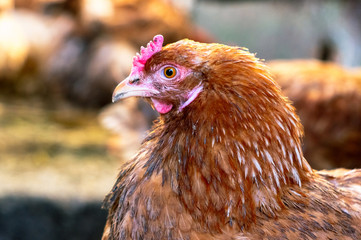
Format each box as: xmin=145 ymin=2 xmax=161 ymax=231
xmin=112 ymin=76 xmax=159 ymax=103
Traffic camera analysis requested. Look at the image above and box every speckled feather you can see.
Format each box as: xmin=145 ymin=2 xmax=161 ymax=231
xmin=102 ymin=38 xmax=361 ymax=240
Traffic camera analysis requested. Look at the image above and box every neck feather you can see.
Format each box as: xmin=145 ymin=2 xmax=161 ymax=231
xmin=141 ymin=79 xmax=312 ymax=231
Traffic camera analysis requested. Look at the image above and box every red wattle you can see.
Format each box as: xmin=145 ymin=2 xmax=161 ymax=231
xmin=151 ymin=98 xmax=173 ymax=114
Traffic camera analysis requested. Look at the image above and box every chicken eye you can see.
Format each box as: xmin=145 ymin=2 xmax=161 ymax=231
xmin=163 ymin=66 xmax=177 ymax=78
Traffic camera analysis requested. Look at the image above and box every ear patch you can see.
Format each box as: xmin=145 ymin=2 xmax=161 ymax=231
xmin=179 ymin=84 xmax=203 ymax=111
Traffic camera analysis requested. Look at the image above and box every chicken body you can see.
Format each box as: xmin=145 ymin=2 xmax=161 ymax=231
xmin=102 ymin=36 xmax=361 ymax=239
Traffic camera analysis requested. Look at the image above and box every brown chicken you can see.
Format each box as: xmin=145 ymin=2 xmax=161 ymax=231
xmin=102 ymin=36 xmax=361 ymax=239
xmin=269 ymin=60 xmax=361 ymax=170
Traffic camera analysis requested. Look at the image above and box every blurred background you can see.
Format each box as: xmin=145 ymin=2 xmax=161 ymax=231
xmin=0 ymin=0 xmax=360 ymax=239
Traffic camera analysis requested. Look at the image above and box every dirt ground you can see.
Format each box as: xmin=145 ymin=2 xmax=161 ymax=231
xmin=0 ymin=98 xmax=123 ymax=201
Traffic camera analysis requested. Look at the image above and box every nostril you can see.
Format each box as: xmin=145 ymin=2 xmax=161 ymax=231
xmin=129 ymin=78 xmax=140 ymax=84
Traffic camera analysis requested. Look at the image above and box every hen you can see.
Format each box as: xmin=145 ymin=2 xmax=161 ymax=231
xmin=269 ymin=60 xmax=361 ymax=170
xmin=102 ymin=35 xmax=361 ymax=239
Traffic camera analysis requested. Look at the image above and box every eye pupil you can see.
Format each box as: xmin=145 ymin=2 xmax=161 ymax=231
xmin=164 ymin=67 xmax=176 ymax=78
xmin=166 ymin=68 xmax=173 ymax=76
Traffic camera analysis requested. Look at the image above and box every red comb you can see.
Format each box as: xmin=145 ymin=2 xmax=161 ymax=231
xmin=131 ymin=35 xmax=164 ymax=75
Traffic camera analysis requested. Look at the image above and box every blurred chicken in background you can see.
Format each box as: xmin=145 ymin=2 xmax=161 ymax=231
xmin=0 ymin=0 xmax=74 ymax=97
xmin=269 ymin=60 xmax=361 ymax=170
